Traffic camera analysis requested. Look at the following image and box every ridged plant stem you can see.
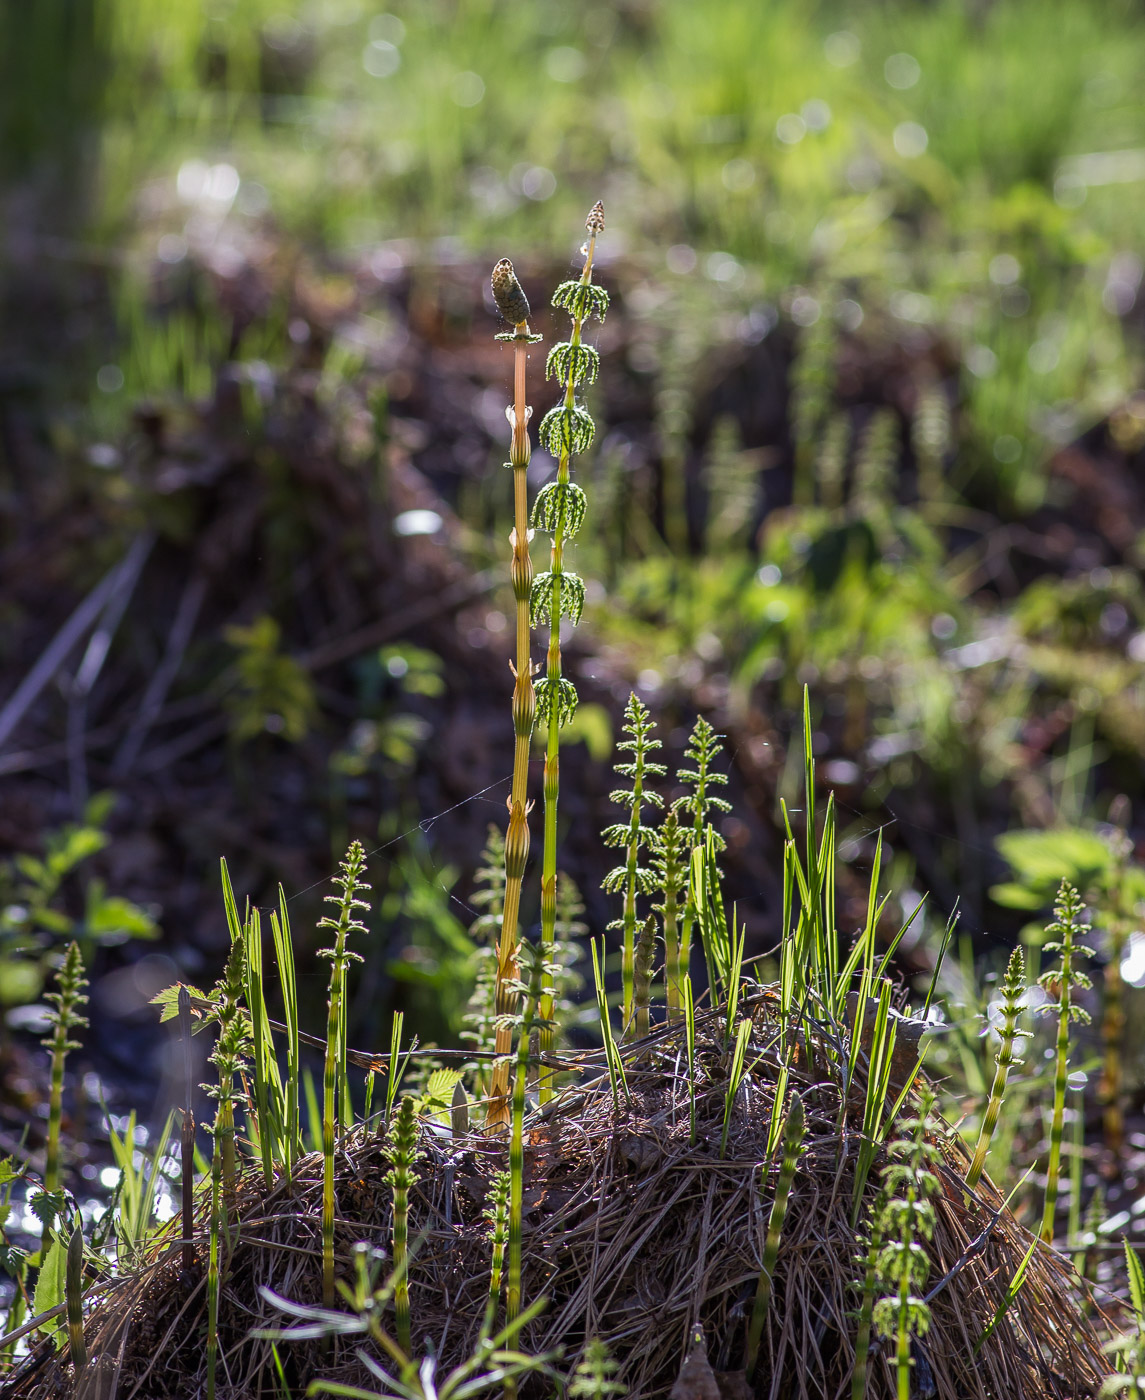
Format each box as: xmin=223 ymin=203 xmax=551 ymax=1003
xmin=43 ymin=942 xmax=88 ymax=1201
xmin=487 ymin=259 xmax=539 ymax=1132
xmin=386 ymin=1096 xmax=420 ymax=1355
xmin=537 ymin=216 xmax=600 ymax=1101
xmin=966 ymin=947 xmax=1029 ymax=1192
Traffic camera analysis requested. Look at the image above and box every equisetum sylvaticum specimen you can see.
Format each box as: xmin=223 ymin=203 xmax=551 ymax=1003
xmin=966 ymin=946 xmax=1030 ymax=1192
xmin=1037 ymin=879 xmax=1093 ymax=1243
xmin=533 ymin=201 xmax=607 ymax=1094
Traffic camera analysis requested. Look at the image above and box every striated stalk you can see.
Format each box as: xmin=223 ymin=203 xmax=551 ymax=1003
xmin=482 ymin=1171 xmax=511 ymax=1338
xmin=745 ymin=1092 xmax=804 ymax=1376
xmin=386 ymin=1096 xmax=420 ymax=1354
xmin=536 ymin=206 xmax=603 ymax=1098
xmin=632 ymin=914 xmax=656 ymax=1041
xmin=66 ymin=1221 xmax=86 ymax=1373
xmin=966 ymin=947 xmax=1030 ymax=1192
xmin=487 ymin=258 xmax=540 ymax=1132
xmin=43 ymin=942 xmax=88 ymax=1200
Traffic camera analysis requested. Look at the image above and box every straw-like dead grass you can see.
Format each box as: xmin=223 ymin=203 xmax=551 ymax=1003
xmin=9 ymin=995 xmax=1110 ymax=1400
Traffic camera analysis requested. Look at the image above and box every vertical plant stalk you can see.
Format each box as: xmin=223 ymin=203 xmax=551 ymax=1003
xmin=487 ymin=258 xmax=542 ymax=1132
xmin=651 ymin=808 xmax=688 ymax=1021
xmin=1099 ymin=828 xmax=1132 ymax=1154
xmin=270 ymin=886 xmax=301 ymax=1176
xmin=674 ymin=718 xmax=730 ymax=1004
xmin=42 ymin=941 xmax=88 ymax=1200
xmin=602 ymin=694 xmax=665 ymax=1033
xmin=386 ymin=1096 xmax=420 ymax=1355
xmin=66 ymin=1220 xmax=86 ymax=1373
xmin=178 ymin=986 xmax=196 ymax=1274
xmin=1037 ymin=880 xmax=1092 ymax=1244
xmin=206 ymin=1147 xmax=222 ymax=1400
xmin=851 ymin=1210 xmax=883 ymax=1400
xmin=966 ymin=947 xmax=1030 ymax=1192
xmin=482 ymin=1171 xmax=511 ymax=1338
xmin=632 ymin=914 xmax=656 ymax=1041
xmin=507 ymin=945 xmax=547 ymax=1330
xmin=533 ymin=202 xmax=607 ymax=1099
xmin=318 ymin=841 xmax=369 ymax=1304
xmin=745 ymin=1092 xmax=804 ymax=1377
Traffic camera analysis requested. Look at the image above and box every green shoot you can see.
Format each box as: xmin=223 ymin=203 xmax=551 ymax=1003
xmin=487 ymin=254 xmax=541 ymax=1133
xmin=720 ymin=1018 xmax=753 ymax=1159
xmin=745 ymin=1091 xmax=804 ymax=1377
xmin=674 ymin=717 xmax=731 ymax=986
xmin=178 ymin=985 xmax=196 ymax=1273
xmin=481 ymin=1171 xmax=511 ymax=1339
xmin=632 ymin=913 xmax=656 ymax=1042
xmin=269 ymin=885 xmax=301 ymax=1175
xmin=591 ymin=938 xmax=627 ymax=1111
xmin=850 ymin=979 xmax=898 ymax=1224
xmin=386 ymin=1096 xmax=421 ymax=1355
xmin=650 ymin=807 xmax=689 ymax=1021
xmin=684 ymin=976 xmax=697 ymax=1146
xmin=966 ymin=947 xmax=1031 ymax=1192
xmin=507 ymin=942 xmax=551 ymax=1329
xmin=319 ymin=840 xmax=370 ymax=1304
xmin=872 ymin=1088 xmax=942 ymax=1400
xmin=851 ymin=1197 xmax=885 ymax=1400
xmin=42 ymin=941 xmax=88 ymax=1202
xmin=533 ymin=201 xmax=606 ymax=1101
xmin=570 ymin=1338 xmax=627 ymax=1398
xmin=1036 ymin=880 xmax=1093 ymax=1243
xmin=602 ymin=692 xmax=665 ymax=1035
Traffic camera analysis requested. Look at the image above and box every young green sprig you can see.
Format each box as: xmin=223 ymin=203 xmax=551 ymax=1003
xmin=602 ymin=693 xmax=666 ymax=1035
xmin=318 ymin=840 xmax=370 ymax=1304
xmin=1037 ymin=880 xmax=1093 ymax=1244
xmin=673 ymin=717 xmax=730 ymax=1004
xmin=872 ymin=1088 xmax=942 ymax=1400
xmin=386 ymin=1096 xmax=422 ymax=1354
xmin=532 ymin=200 xmax=608 ymax=1101
xmin=650 ymin=808 xmax=689 ymax=1021
xmin=42 ymin=941 xmax=88 ymax=1200
xmin=966 ymin=946 xmax=1031 ymax=1192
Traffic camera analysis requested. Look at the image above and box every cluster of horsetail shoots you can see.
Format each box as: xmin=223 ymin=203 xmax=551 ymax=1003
xmin=386 ymin=1095 xmax=420 ymax=1354
xmin=745 ymin=1090 xmax=805 ymax=1377
xmin=532 ymin=201 xmax=607 ymax=1097
xmin=318 ymin=840 xmax=369 ymax=1302
xmin=487 ymin=256 xmax=542 ymax=1130
xmin=1037 ymin=879 xmax=1093 ymax=1243
xmin=966 ymin=946 xmax=1030 ymax=1192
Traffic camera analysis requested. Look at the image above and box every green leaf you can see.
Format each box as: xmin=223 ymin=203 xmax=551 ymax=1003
xmin=563 ymin=703 xmax=612 ymax=763
xmin=33 ymin=1233 xmax=68 ymax=1335
xmin=988 ymin=882 xmax=1047 ymax=911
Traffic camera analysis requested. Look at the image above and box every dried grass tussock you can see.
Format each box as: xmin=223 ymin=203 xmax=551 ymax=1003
xmin=10 ymin=997 xmax=1109 ymax=1400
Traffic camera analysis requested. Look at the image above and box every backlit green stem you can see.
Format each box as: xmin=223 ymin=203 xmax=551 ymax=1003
xmin=43 ymin=942 xmax=88 ymax=1200
xmin=318 ymin=842 xmax=369 ymax=1303
xmin=966 ymin=947 xmax=1029 ymax=1192
xmin=508 ymin=947 xmax=545 ymax=1329
xmin=387 ymin=1096 xmax=420 ymax=1354
xmin=66 ymin=1221 xmax=86 ymax=1372
xmin=1037 ymin=881 xmax=1092 ymax=1244
xmin=482 ymin=1171 xmax=511 ymax=1338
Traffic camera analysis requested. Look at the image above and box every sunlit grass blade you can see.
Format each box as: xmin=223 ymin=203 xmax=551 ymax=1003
xmin=851 ymin=980 xmax=898 ymax=1225
xmin=269 ymin=887 xmax=300 ymax=1174
xmin=720 ymin=1018 xmax=752 ymax=1159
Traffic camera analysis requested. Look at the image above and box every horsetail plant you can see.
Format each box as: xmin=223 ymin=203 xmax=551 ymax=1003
xmin=506 ymin=942 xmax=552 ymax=1331
xmin=482 ymin=1171 xmax=511 ymax=1338
xmin=318 ymin=840 xmax=369 ymax=1304
xmin=269 ymin=886 xmax=301 ymax=1175
xmin=745 ymin=1091 xmax=805 ymax=1378
xmin=1037 ymin=880 xmax=1093 ymax=1243
xmin=178 ymin=986 xmax=196 ymax=1274
xmin=632 ymin=914 xmax=657 ymax=1042
xmin=570 ymin=1339 xmax=627 ymax=1398
xmin=386 ymin=1095 xmax=421 ymax=1355
xmin=872 ymin=1088 xmax=942 ymax=1400
xmin=966 ymin=947 xmax=1031 ymax=1192
xmin=205 ymin=937 xmax=250 ymax=1198
xmin=650 ymin=807 xmax=688 ymax=1021
xmin=603 ymin=693 xmax=665 ymax=1034
xmin=850 ymin=1195 xmax=886 ymax=1400
xmin=674 ymin=718 xmax=731 ymax=997
xmin=488 ymin=257 xmax=542 ymax=1131
xmin=42 ymin=942 xmax=88 ymax=1203
xmin=533 ymin=201 xmax=607 ymax=1097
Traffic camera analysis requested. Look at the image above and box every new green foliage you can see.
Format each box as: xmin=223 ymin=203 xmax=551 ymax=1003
xmin=319 ymin=840 xmax=370 ymax=1304
xmin=966 ymin=947 xmax=1031 ymax=1192
xmin=533 ymin=201 xmax=608 ymax=1098
xmin=602 ymin=693 xmax=665 ymax=1035
xmin=872 ymin=1089 xmax=942 ymax=1400
xmin=1037 ymin=880 xmax=1093 ymax=1243
xmin=386 ymin=1096 xmax=421 ymax=1354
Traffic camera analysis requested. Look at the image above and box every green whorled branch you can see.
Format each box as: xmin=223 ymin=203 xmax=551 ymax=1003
xmin=872 ymin=1089 xmax=942 ymax=1400
xmin=1037 ymin=880 xmax=1093 ymax=1244
xmin=482 ymin=1170 xmax=511 ymax=1338
xmin=386 ymin=1095 xmax=421 ymax=1354
xmin=673 ymin=718 xmax=730 ymax=1007
xmin=632 ymin=914 xmax=657 ymax=1041
xmin=966 ymin=946 xmax=1031 ymax=1192
xmin=42 ymin=941 xmax=88 ymax=1200
xmin=745 ymin=1091 xmax=805 ymax=1377
xmin=602 ymin=693 xmax=665 ymax=1034
xmin=317 ymin=840 xmax=369 ymax=1304
xmin=531 ymin=201 xmax=608 ymax=1103
xmin=487 ymin=257 xmax=542 ymax=1133
xmin=650 ymin=808 xmax=688 ymax=1023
